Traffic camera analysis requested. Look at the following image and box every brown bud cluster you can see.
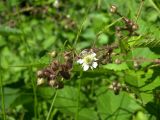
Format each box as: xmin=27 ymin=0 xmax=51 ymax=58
xmin=37 ymin=51 xmax=73 ymax=89
xmin=97 ymin=45 xmax=117 ymax=65
xmin=110 ymin=5 xmax=139 ymax=37
xmin=109 ymin=81 xmax=129 ymax=95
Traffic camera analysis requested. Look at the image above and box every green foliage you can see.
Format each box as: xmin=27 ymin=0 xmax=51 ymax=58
xmin=0 ymin=0 xmax=160 ymax=120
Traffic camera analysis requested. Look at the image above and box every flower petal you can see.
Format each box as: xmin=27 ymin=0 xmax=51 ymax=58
xmin=77 ymin=59 xmax=83 ymax=64
xmin=83 ymin=64 xmax=89 ymax=71
xmin=92 ymin=62 xmax=98 ymax=68
xmin=81 ymin=50 xmax=88 ymax=56
xmin=91 ymin=53 xmax=96 ymax=57
xmin=94 ymin=58 xmax=98 ymax=61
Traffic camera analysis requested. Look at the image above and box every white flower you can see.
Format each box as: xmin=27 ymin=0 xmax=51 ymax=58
xmin=77 ymin=50 xmax=98 ymax=71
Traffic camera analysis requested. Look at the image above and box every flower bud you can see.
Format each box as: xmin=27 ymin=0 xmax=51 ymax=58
xmin=132 ymin=24 xmax=138 ymax=30
xmin=48 ymin=51 xmax=57 ymax=58
xmin=110 ymin=5 xmax=117 ymax=13
xmin=49 ymin=80 xmax=56 ymax=87
xmin=115 ymin=59 xmax=121 ymax=64
xmin=37 ymin=78 xmax=45 ymax=85
xmin=37 ymin=70 xmax=43 ymax=77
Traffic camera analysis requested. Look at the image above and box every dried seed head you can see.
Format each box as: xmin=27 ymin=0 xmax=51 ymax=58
xmin=116 ymin=26 xmax=121 ymax=31
xmin=44 ymin=71 xmax=51 ymax=77
xmin=49 ymin=74 xmax=56 ymax=80
xmin=128 ymin=20 xmax=133 ymax=26
xmin=55 ymin=82 xmax=64 ymax=89
xmin=51 ymin=60 xmax=59 ymax=71
xmin=60 ymin=64 xmax=71 ymax=79
xmin=64 ymin=51 xmax=72 ymax=61
xmin=124 ymin=18 xmax=130 ymax=23
xmin=110 ymin=5 xmax=117 ymax=13
xmin=109 ymin=81 xmax=122 ymax=95
xmin=60 ymin=71 xmax=70 ymax=79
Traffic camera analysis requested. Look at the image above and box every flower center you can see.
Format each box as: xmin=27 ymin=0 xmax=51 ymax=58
xmin=83 ymin=55 xmax=93 ymax=65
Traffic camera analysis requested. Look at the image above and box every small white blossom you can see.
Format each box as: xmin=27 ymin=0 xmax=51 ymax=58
xmin=77 ymin=50 xmax=98 ymax=71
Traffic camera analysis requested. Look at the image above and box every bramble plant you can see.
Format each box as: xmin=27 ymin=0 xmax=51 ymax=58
xmin=0 ymin=0 xmax=160 ymax=120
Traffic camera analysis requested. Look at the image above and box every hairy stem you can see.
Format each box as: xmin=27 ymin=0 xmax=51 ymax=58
xmin=46 ymin=90 xmax=58 ymax=120
xmin=0 ymin=54 xmax=6 ymax=120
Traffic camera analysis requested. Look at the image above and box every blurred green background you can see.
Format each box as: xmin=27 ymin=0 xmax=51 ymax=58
xmin=0 ymin=0 xmax=160 ymax=120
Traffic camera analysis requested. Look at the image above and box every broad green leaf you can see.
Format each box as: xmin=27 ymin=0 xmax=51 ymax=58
xmin=0 ymin=26 xmax=22 ymax=35
xmin=10 ymin=93 xmax=33 ymax=108
xmin=0 ymin=88 xmax=19 ymax=109
xmin=96 ymin=87 xmax=142 ymax=120
xmin=54 ymin=86 xmax=87 ymax=115
xmin=78 ymin=108 xmax=98 ymax=120
xmin=37 ymin=87 xmax=56 ymax=99
xmin=103 ymin=63 xmax=128 ymax=71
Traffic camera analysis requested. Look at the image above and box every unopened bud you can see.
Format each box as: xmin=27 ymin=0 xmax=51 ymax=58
xmin=115 ymin=59 xmax=121 ymax=64
xmin=37 ymin=78 xmax=45 ymax=85
xmin=134 ymin=61 xmax=139 ymax=68
xmin=110 ymin=5 xmax=117 ymax=13
xmin=37 ymin=70 xmax=43 ymax=77
xmin=48 ymin=51 xmax=57 ymax=58
xmin=49 ymin=80 xmax=56 ymax=87
xmin=132 ymin=24 xmax=138 ymax=30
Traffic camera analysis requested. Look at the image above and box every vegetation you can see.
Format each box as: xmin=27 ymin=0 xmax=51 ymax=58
xmin=0 ymin=0 xmax=160 ymax=120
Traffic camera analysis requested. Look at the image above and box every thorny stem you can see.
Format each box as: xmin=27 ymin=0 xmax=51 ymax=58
xmin=92 ymin=17 xmax=123 ymax=47
xmin=13 ymin=7 xmax=34 ymax=16
xmin=73 ymin=7 xmax=90 ymax=47
xmin=75 ymin=71 xmax=83 ymax=120
xmin=0 ymin=54 xmax=6 ymax=120
xmin=135 ymin=0 xmax=144 ymax=23
xmin=46 ymin=90 xmax=58 ymax=120
xmin=0 ymin=77 xmax=6 ymax=120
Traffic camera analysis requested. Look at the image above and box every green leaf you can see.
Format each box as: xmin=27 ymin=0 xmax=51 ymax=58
xmin=130 ymin=20 xmax=160 ymax=48
xmin=98 ymin=34 xmax=109 ymax=45
xmin=37 ymin=87 xmax=56 ymax=99
xmin=0 ymin=88 xmax=19 ymax=109
xmin=54 ymin=86 xmax=87 ymax=115
xmin=10 ymin=93 xmax=33 ymax=108
xmin=103 ymin=63 xmax=128 ymax=71
xmin=78 ymin=108 xmax=98 ymax=120
xmin=0 ymin=26 xmax=22 ymax=35
xmin=96 ymin=87 xmax=142 ymax=120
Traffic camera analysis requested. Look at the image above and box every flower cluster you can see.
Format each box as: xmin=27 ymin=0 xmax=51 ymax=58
xmin=36 ymin=44 xmax=118 ymax=88
xmin=108 ymin=81 xmax=130 ymax=95
xmin=110 ymin=5 xmax=139 ymax=37
xmin=37 ymin=51 xmax=73 ymax=89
